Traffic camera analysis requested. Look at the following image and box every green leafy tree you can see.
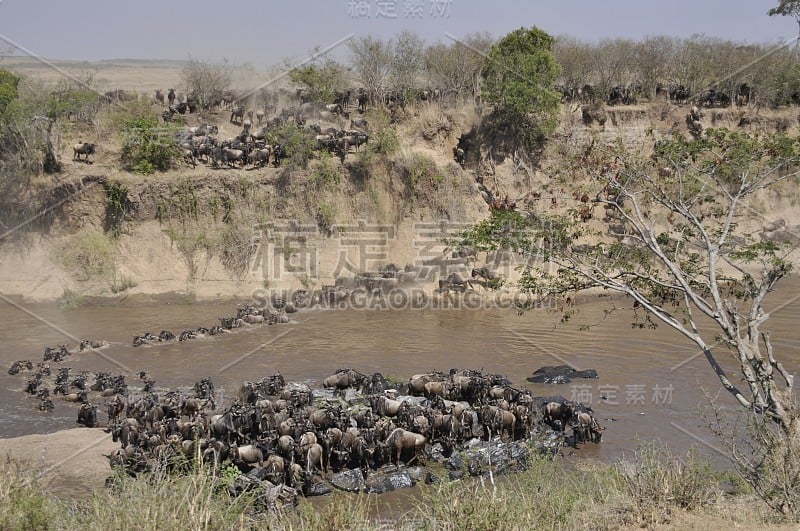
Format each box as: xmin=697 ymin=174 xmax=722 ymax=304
xmin=266 ymin=123 xmax=317 ymax=169
xmin=120 ymin=116 xmax=180 ymax=174
xmin=0 ymin=69 xmax=19 ymax=127
xmin=482 ymin=26 xmax=561 ymax=149
xmin=288 ymin=57 xmax=347 ymax=104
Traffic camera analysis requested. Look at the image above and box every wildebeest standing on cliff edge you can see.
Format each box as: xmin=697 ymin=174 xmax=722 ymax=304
xmin=73 ymin=142 xmax=96 ymax=163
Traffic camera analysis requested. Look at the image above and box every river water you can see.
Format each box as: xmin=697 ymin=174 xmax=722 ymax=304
xmin=1 ymin=280 xmax=798 ymax=466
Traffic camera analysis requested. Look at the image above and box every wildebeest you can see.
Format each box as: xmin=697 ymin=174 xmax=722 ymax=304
xmin=77 ymin=402 xmax=98 ymax=428
xmin=350 ymin=117 xmax=369 ymax=131
xmin=543 ymin=401 xmax=573 ymax=432
xmin=385 ymin=428 xmax=426 ymax=466
xmin=323 ymin=368 xmax=367 ymax=391
xmin=222 ymin=147 xmax=246 ymax=168
xmin=735 ymin=83 xmax=751 ymax=107
xmin=573 ymin=411 xmax=604 ymax=443
xmin=249 ymin=146 xmax=273 ymax=168
xmin=230 ymin=442 xmax=264 ymax=467
xmin=438 ymin=271 xmax=472 ymax=292
xmin=356 ymin=89 xmax=368 ymax=112
xmin=8 ymin=360 xmax=33 ymax=376
xmin=480 ymin=404 xmax=516 ymax=441
xmin=371 ymin=394 xmax=404 ymax=417
xmin=73 ymin=142 xmax=96 ymax=163
xmin=325 ymin=103 xmax=349 ymax=119
xmin=230 ymin=105 xmax=245 ymax=125
xmin=471 ymin=267 xmax=500 ymax=282
xmin=272 ymin=144 xmax=286 ymax=166
xmin=303 ymin=442 xmax=324 ymax=473
xmin=454 ymin=147 xmax=466 ymax=167
xmin=668 ymin=84 xmax=690 ymax=104
xmin=162 ymin=108 xmax=176 ymax=123
xmin=698 ymin=88 xmax=730 ymax=108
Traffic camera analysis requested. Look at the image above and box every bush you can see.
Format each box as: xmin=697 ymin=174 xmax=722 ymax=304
xmin=218 ymin=220 xmax=259 ymax=275
xmin=266 ymin=124 xmax=317 ymax=169
xmin=58 ymin=288 xmax=85 ymax=310
xmin=119 ymin=115 xmax=180 ymax=175
xmin=65 ymin=468 xmax=259 ymax=530
xmin=400 ymin=152 xmax=444 ymax=192
xmin=104 ymin=181 xmax=131 ymax=236
xmin=706 ymin=407 xmax=800 ymax=522
xmin=0 ymin=462 xmax=57 ymax=531
xmin=308 ymin=153 xmax=343 ymax=189
xmin=618 ymin=441 xmax=720 ymax=520
xmin=315 ymin=201 xmax=337 ymax=234
xmin=413 ymin=456 xmax=623 ymax=529
xmin=110 ymin=274 xmax=137 ymax=293
xmin=367 ymin=124 xmax=399 ymax=156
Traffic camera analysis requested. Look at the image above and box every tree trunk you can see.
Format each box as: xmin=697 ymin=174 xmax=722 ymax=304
xmin=43 ymin=119 xmax=60 ymax=174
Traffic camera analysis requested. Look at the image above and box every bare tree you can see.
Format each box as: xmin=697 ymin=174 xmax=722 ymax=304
xmin=491 ymin=130 xmax=800 ymax=515
xmin=348 ymin=35 xmax=393 ymax=104
xmin=424 ymin=33 xmax=491 ymax=103
xmin=181 ymin=58 xmax=232 ymax=110
xmin=390 ymin=31 xmax=425 ymax=100
xmin=554 ymin=36 xmax=596 ymax=92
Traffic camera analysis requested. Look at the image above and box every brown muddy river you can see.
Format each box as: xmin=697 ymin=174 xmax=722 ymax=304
xmin=1 ymin=280 xmax=799 ymax=467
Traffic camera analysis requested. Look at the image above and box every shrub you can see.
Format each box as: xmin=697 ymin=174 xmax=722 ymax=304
xmin=308 ymin=153 xmax=343 ymax=189
xmin=104 ymin=181 xmax=130 ymax=236
xmin=65 ymin=468 xmax=259 ymax=530
xmin=316 ymin=201 xmax=337 ymax=234
xmin=110 ymin=274 xmax=137 ymax=293
xmin=266 ymin=124 xmax=317 ymax=169
xmin=0 ymin=462 xmax=57 ymax=530
xmin=367 ymin=125 xmax=399 ymax=156
xmin=401 ymin=152 xmax=444 ymax=192
xmin=119 ymin=115 xmax=180 ymax=174
xmin=618 ymin=441 xmax=720 ymax=521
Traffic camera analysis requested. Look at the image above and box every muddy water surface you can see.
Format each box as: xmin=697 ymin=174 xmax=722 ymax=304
xmin=1 ymin=281 xmax=799 ymax=466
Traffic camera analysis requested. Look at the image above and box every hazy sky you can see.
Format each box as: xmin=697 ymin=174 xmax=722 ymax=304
xmin=0 ymin=0 xmax=795 ymax=66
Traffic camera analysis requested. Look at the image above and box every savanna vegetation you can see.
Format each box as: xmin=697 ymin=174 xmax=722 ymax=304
xmin=0 ymin=442 xmax=786 ymax=530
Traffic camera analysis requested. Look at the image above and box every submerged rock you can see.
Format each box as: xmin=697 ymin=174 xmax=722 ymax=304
xmin=406 ymin=466 xmax=437 ymax=485
xmin=331 ymin=468 xmax=366 ymax=492
xmin=304 ymin=478 xmax=333 ymax=497
xmin=447 ymin=437 xmax=532 ymax=479
xmin=526 ymin=365 xmax=599 ymax=384
xmin=365 ymin=466 xmax=414 ymax=493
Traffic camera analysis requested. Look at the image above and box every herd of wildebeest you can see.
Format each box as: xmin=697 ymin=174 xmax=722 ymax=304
xmin=68 ymin=78 xmax=763 ymax=172
xmin=72 ymin=85 xmax=398 ymax=169
xmin=5 ymin=297 xmax=604 ymax=503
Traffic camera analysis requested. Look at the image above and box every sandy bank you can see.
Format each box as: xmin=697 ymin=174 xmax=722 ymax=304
xmin=0 ymin=428 xmax=116 ymax=498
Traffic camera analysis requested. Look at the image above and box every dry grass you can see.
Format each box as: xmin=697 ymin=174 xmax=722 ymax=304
xmin=1 ymin=442 xmax=797 ymax=531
